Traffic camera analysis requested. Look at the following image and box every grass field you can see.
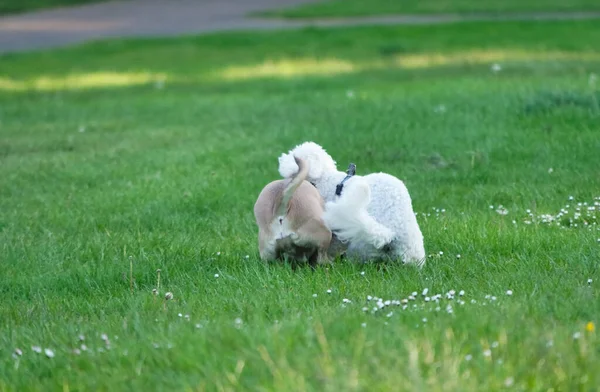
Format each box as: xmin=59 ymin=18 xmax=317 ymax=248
xmin=1 ymin=19 xmax=600 ymax=391
xmin=0 ymin=0 xmax=102 ymax=15
xmin=267 ymin=0 xmax=600 ymax=18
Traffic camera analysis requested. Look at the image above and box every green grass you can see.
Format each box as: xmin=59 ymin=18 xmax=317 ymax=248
xmin=1 ymin=19 xmax=600 ymax=391
xmin=0 ymin=0 xmax=102 ymax=15
xmin=265 ymin=0 xmax=600 ymax=18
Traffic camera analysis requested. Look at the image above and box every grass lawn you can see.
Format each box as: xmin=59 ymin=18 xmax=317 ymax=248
xmin=0 ymin=0 xmax=102 ymax=15
xmin=1 ymin=19 xmax=600 ymax=390
xmin=265 ymin=0 xmax=600 ymax=18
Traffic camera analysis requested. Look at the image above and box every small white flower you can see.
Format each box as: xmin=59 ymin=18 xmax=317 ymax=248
xmin=422 ymin=318 xmax=427 ymax=323
xmin=491 ymin=296 xmax=497 ymax=301
xmin=312 ymin=293 xmax=318 ymax=298
xmin=346 ymin=90 xmax=355 ymax=98
xmin=78 ymin=334 xmax=85 ymax=341
xmin=44 ymin=348 xmax=55 ymax=358
xmin=496 ymin=206 xmax=509 ymax=215
xmin=483 ymin=349 xmax=492 ymax=357
xmin=214 ymin=273 xmax=219 ymax=278
xmin=459 ymin=290 xmax=465 ymax=296
xmin=408 ymin=295 xmax=416 ymax=301
xmin=78 ymin=125 xmax=86 ymax=133
xmin=424 ymin=296 xmax=430 ymax=302
xmin=178 ymin=313 xmax=183 ymax=317
xmin=506 ymin=290 xmax=513 ymax=296
xmin=411 ymin=291 xmax=418 ymax=297
xmin=546 ymin=340 xmax=554 ymax=348
xmin=489 ymin=205 xmax=494 ymax=209
xmin=439 ymin=251 xmax=444 ymax=256
xmin=361 ymin=322 xmax=367 ymax=327
xmin=386 ymin=312 xmax=393 ymax=318
xmin=573 ymin=332 xmax=582 ymax=340
xmin=326 ymin=289 xmax=332 ymax=294
xmin=362 ymin=307 xmax=369 ymax=312
xmin=384 ymin=300 xmax=391 ymax=306
xmin=343 ymin=298 xmax=352 ymax=303
xmin=234 ymin=318 xmax=243 ymax=326
xmin=465 ymin=354 xmax=473 ymax=361
xmin=72 ymin=348 xmax=81 ymax=355
xmin=471 ymin=299 xmax=477 ymax=304
xmin=360 ymin=271 xmax=365 ymax=276
xmin=434 ymin=104 xmax=447 ymax=114
xmin=14 ymin=348 xmax=22 ymax=356
xmin=164 ymin=292 xmax=173 ymax=300
xmin=569 ymin=196 xmax=574 ymax=201
xmin=504 ymin=377 xmax=514 ymax=387
xmin=185 ymin=314 xmax=190 ymax=321
xmin=588 ymin=278 xmax=593 ymax=284
xmin=367 ymin=295 xmax=373 ymax=301
xmin=80 ymin=344 xmax=88 ymax=351
xmin=244 ymin=255 xmax=249 ymax=259
xmin=456 ymin=254 xmax=461 ymax=259
xmin=101 ymin=333 xmax=108 ymax=341
xmin=32 ymin=346 xmax=42 ymax=353
xmin=492 ymin=341 xmax=499 ymax=348
xmin=491 ymin=63 xmax=502 ymax=72
xmin=422 ymin=288 xmax=429 ymax=296
xmin=216 ymin=251 xmax=221 ymax=256
xmin=195 ymin=323 xmax=203 ymax=329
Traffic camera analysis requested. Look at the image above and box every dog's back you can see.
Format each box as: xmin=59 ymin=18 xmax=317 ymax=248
xmin=254 ymin=157 xmax=331 ymax=264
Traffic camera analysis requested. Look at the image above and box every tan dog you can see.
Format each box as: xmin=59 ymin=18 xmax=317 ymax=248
xmin=253 ymin=156 xmax=332 ymax=265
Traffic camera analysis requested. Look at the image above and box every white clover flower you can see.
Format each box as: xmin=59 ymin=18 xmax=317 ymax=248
xmin=343 ymin=298 xmax=352 ymax=303
xmin=32 ymin=346 xmax=42 ymax=353
xmin=72 ymin=348 xmax=81 ymax=355
xmin=234 ymin=318 xmax=243 ymax=326
xmin=438 ymin=251 xmax=444 ymax=256
xmin=459 ymin=290 xmax=465 ymax=296
xmin=386 ymin=312 xmax=393 ymax=318
xmin=456 ymin=254 xmax=461 ymax=259
xmin=14 ymin=348 xmax=22 ymax=356
xmin=504 ymin=377 xmax=514 ymax=387
xmin=422 ymin=288 xmax=429 ymax=296
xmin=491 ymin=63 xmax=502 ymax=72
xmin=326 ymin=289 xmax=332 ymax=294
xmin=165 ymin=292 xmax=173 ymax=300
xmin=548 ymin=168 xmax=554 ymax=174
xmin=312 ymin=293 xmax=317 ymax=298
xmin=216 ymin=251 xmax=221 ymax=256
xmin=214 ymin=273 xmax=219 ymax=278
xmin=360 ymin=271 xmax=365 ymax=276
xmin=78 ymin=334 xmax=85 ymax=341
xmin=44 ymin=348 xmax=55 ymax=358
xmin=244 ymin=255 xmax=249 ymax=259
xmin=573 ymin=332 xmax=582 ymax=339
xmin=483 ymin=349 xmax=492 ymax=357
xmin=362 ymin=307 xmax=369 ymax=312
xmin=465 ymin=354 xmax=473 ymax=361
xmin=424 ymin=297 xmax=430 ymax=302
xmin=422 ymin=318 xmax=427 ymax=323
xmin=506 ymin=290 xmax=513 ymax=296
xmin=492 ymin=341 xmax=499 ymax=348
xmin=178 ymin=313 xmax=182 ymax=317
xmin=80 ymin=344 xmax=88 ymax=351
xmin=401 ymin=299 xmax=408 ymax=304
xmin=361 ymin=322 xmax=367 ymax=328
xmin=588 ymin=278 xmax=593 ymax=284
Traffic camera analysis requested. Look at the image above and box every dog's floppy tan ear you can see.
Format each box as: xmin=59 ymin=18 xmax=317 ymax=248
xmin=278 ymin=152 xmax=299 ymax=178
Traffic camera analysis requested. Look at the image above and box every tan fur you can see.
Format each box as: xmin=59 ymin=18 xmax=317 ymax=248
xmin=253 ymin=156 xmax=332 ymax=265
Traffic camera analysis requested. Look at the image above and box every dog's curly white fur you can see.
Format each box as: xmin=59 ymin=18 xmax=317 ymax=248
xmin=278 ymin=141 xmax=426 ymax=266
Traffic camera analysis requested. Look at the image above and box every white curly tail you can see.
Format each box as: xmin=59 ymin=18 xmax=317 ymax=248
xmin=322 ymin=178 xmax=395 ymax=249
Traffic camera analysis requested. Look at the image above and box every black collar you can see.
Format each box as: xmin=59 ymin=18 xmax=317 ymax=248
xmin=335 ymin=163 xmax=356 ymax=196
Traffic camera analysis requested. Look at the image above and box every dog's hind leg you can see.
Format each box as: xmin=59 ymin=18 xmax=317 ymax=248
xmin=294 ymin=218 xmax=333 ymax=265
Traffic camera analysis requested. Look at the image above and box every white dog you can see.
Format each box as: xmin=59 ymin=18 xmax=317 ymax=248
xmin=278 ymin=141 xmax=426 ymax=266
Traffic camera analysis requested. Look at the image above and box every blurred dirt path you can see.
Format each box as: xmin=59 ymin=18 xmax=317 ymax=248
xmin=1 ymin=0 xmax=599 ymax=54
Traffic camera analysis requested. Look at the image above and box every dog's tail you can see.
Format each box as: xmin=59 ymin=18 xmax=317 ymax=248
xmin=275 ymin=156 xmax=309 ymax=217
xmin=322 ymin=178 xmax=395 ymax=250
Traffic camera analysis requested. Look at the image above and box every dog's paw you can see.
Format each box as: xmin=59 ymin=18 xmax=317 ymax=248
xmin=372 ymin=228 xmax=395 ymax=250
